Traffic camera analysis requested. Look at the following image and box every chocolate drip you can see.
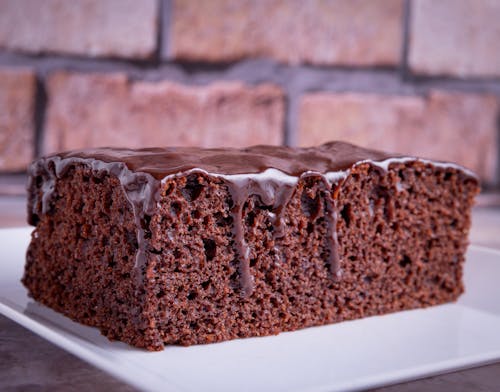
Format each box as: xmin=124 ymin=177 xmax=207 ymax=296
xmin=324 ymin=193 xmax=342 ymax=279
xmin=227 ymin=189 xmax=253 ymax=297
xmin=222 ymin=170 xmax=297 ymax=297
xmin=301 ymin=173 xmax=343 ymax=281
xmin=28 ymin=142 xmax=478 ymax=296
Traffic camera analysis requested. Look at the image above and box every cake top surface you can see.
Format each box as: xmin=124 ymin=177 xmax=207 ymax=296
xmin=51 ymin=141 xmax=395 ymax=179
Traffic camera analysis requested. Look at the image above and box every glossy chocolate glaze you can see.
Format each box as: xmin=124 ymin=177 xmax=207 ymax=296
xmin=27 ymin=141 xmax=477 ymax=297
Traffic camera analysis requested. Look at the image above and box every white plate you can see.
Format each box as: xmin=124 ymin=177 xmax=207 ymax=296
xmin=1 ymin=227 xmax=500 ymax=392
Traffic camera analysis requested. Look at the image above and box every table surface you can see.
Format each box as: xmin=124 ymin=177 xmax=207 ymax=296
xmin=1 ymin=195 xmax=499 ymax=392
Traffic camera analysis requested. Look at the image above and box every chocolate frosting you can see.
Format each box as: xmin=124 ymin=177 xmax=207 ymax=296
xmin=27 ymin=141 xmax=477 ymax=298
xmin=45 ymin=141 xmax=393 ymax=178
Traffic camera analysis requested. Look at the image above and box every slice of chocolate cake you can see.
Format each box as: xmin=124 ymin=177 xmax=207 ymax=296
xmin=23 ymin=142 xmax=480 ymax=351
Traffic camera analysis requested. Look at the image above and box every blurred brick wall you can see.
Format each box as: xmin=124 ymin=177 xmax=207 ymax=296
xmin=0 ymin=0 xmax=499 ymax=186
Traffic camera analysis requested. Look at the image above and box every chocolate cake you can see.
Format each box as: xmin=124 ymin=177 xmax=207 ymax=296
xmin=23 ymin=141 xmax=480 ymax=351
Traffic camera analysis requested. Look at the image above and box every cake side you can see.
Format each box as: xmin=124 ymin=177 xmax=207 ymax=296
xmin=334 ymin=161 xmax=477 ymax=316
xmin=23 ymin=159 xmax=163 ymax=350
xmin=141 ymin=160 xmax=478 ymax=346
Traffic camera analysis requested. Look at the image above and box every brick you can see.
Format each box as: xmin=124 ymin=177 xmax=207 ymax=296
xmin=409 ymin=0 xmax=500 ymax=78
xmin=0 ymin=67 xmax=35 ymax=172
xmin=44 ymin=72 xmax=284 ymax=154
xmin=0 ymin=0 xmax=158 ymax=59
xmin=170 ymin=0 xmax=403 ymax=66
xmin=298 ymin=92 xmax=499 ymax=183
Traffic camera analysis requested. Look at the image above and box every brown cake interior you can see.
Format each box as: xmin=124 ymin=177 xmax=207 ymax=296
xmin=23 ymin=156 xmax=478 ymax=350
xmin=24 ymin=164 xmax=155 ymax=348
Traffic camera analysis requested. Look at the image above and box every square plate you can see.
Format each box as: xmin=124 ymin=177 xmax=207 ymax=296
xmin=1 ymin=227 xmax=500 ymax=392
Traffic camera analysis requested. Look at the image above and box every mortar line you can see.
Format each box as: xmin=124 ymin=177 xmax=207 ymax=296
xmin=160 ymin=0 xmax=172 ymax=60
xmin=400 ymin=0 xmax=412 ymax=81
xmin=33 ymin=75 xmax=47 ymax=159
xmin=1 ymin=51 xmax=500 ymax=90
